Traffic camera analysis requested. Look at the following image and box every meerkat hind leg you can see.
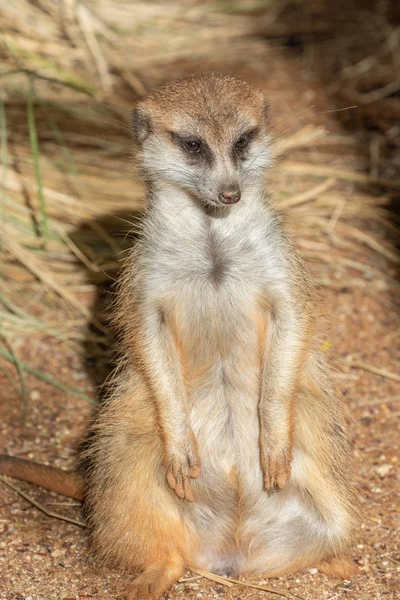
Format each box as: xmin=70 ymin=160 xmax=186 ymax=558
xmin=126 ymin=554 xmax=185 ymax=600
xmin=314 ymin=555 xmax=358 ymax=579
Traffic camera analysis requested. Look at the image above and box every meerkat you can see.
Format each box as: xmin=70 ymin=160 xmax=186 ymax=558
xmin=0 ymin=73 xmax=358 ymax=599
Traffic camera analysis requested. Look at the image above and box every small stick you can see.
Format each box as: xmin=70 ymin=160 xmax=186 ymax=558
xmin=190 ymin=568 xmax=234 ymax=587
xmin=356 ymin=395 xmax=400 ymax=407
xmin=0 ymin=346 xmax=96 ymax=403
xmin=326 ymin=198 xmax=346 ymax=233
xmin=191 ymin=568 xmax=305 ymax=599
xmin=1 ymin=228 xmax=91 ymax=317
xmin=0 ymin=475 xmax=87 ymax=528
xmin=383 ymin=555 xmax=400 ymax=565
xmin=77 ymin=4 xmax=112 ymax=92
xmin=346 ymin=361 xmax=400 ymax=383
xmin=47 ymin=502 xmax=82 ymax=507
xmin=0 ymin=332 xmax=28 ymax=419
xmin=359 ymin=80 xmax=400 ymax=105
xmin=281 ymin=162 xmax=400 ymax=192
xmin=226 ymin=577 xmax=305 ymax=600
xmin=279 ymin=177 xmax=335 ymax=209
xmin=383 ymin=326 xmax=400 ymax=344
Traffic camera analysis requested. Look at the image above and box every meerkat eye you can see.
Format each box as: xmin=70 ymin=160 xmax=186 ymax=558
xmin=170 ymin=132 xmax=203 ymax=154
xmin=183 ymin=140 xmax=202 ymax=153
xmin=235 ymin=135 xmax=250 ymax=150
xmin=234 ymin=129 xmax=258 ymax=153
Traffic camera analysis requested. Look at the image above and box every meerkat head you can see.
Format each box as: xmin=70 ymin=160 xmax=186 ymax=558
xmin=132 ymin=72 xmax=270 ymax=208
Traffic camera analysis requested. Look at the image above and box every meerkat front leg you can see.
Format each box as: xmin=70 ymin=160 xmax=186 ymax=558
xmin=134 ymin=305 xmax=201 ymax=501
xmin=259 ymin=286 xmax=310 ymax=491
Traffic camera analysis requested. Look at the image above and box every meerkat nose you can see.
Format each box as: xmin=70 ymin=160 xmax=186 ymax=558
xmin=218 ymin=187 xmax=241 ymax=205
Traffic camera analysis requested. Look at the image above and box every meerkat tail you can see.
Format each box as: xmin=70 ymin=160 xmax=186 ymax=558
xmin=0 ymin=455 xmax=84 ymax=500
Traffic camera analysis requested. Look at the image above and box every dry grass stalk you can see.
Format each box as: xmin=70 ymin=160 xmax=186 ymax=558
xmin=346 ymin=361 xmax=400 ymax=383
xmin=0 ymin=475 xmax=86 ymax=528
xmin=192 ymin=568 xmax=305 ymax=599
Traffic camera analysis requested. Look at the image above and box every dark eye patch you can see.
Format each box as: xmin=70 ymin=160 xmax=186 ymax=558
xmin=234 ymin=128 xmax=259 ymax=156
xmin=170 ymin=132 xmax=213 ymax=165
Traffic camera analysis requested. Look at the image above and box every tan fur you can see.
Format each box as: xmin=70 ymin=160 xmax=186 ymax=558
xmin=316 ymin=556 xmax=358 ymax=579
xmin=0 ymin=455 xmax=83 ymax=500
xmin=0 ymin=73 xmax=359 ymax=598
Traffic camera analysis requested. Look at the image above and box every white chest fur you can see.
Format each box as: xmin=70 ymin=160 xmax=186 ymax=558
xmin=138 ymin=189 xmax=288 ymax=474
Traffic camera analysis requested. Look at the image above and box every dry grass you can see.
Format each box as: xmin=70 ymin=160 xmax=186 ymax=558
xmin=0 ymin=0 xmax=399 ymax=397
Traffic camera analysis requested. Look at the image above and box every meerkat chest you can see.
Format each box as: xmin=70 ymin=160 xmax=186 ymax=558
xmin=164 ymin=218 xmax=271 ymax=290
xmin=145 ymin=217 xmax=274 ymax=464
xmin=154 ymin=221 xmax=271 ymax=386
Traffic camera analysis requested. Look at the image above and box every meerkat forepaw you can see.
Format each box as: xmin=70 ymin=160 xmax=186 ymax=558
xmin=165 ymin=440 xmax=201 ymax=501
xmin=261 ymin=444 xmax=292 ymax=491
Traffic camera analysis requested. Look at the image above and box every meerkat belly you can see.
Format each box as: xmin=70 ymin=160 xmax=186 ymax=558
xmin=169 ymin=279 xmax=324 ymax=576
xmin=168 ymin=280 xmax=265 ymax=573
xmin=172 ymin=280 xmax=265 ymax=466
xmin=166 ymin=277 xmax=267 ymax=514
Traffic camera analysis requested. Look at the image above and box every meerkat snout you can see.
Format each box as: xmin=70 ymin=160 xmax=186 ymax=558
xmin=218 ymin=185 xmax=241 ymax=205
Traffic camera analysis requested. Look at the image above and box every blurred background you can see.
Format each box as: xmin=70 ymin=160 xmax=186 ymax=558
xmin=0 ymin=1 xmax=399 ymax=598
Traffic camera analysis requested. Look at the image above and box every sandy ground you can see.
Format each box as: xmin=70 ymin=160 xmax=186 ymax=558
xmin=1 ymin=49 xmax=399 ymax=600
xmin=1 ymin=275 xmax=399 ymax=600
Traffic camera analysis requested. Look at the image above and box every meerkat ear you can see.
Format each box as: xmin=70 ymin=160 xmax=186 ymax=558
xmin=132 ymin=104 xmax=152 ymax=143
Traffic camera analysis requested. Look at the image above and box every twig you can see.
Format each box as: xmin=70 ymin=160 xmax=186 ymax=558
xmin=1 ymin=226 xmax=91 ymax=318
xmin=191 ymin=568 xmax=304 ymax=599
xmin=0 ymin=475 xmax=86 ymax=528
xmin=0 ymin=346 xmax=96 ymax=402
xmin=77 ymin=4 xmax=112 ymax=92
xmin=383 ymin=555 xmax=400 ymax=565
xmin=356 ymin=395 xmax=400 ymax=407
xmin=335 ymin=258 xmax=399 ymax=289
xmin=346 ymin=361 xmax=400 ymax=383
xmin=0 ymin=332 xmax=28 ymax=419
xmin=281 ymin=161 xmax=400 ymax=192
xmin=326 ymin=198 xmax=346 ymax=233
xmin=274 ymin=126 xmax=327 ymax=153
xmin=0 ymin=362 xmax=21 ymax=395
xmin=383 ymin=326 xmax=400 ymax=344
xmin=358 ymin=80 xmax=400 ymax=105
xmin=191 ymin=568 xmax=233 ymax=587
xmin=338 ymin=223 xmax=400 ymax=264
xmin=0 ymin=95 xmax=7 ymax=234
xmin=278 ymin=178 xmax=335 ymax=209
xmin=226 ymin=577 xmax=304 ymax=599
xmin=47 ymin=501 xmax=82 ymax=507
